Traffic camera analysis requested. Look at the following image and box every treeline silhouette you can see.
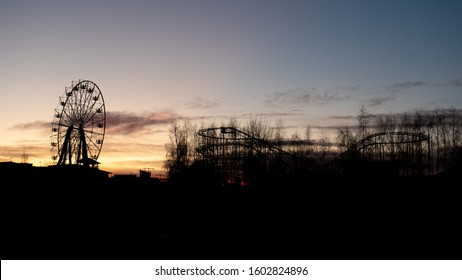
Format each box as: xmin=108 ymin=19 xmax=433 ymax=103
xmin=164 ymin=106 xmax=462 ymax=186
xmin=1 ymin=106 xmax=461 ymax=260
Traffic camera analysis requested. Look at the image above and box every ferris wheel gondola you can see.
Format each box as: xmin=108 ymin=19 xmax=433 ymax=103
xmin=50 ymin=79 xmax=106 ymax=168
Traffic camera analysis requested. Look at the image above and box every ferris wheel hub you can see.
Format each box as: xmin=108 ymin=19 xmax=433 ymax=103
xmin=50 ymin=79 xmax=106 ymax=168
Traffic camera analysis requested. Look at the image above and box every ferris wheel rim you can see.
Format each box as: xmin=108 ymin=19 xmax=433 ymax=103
xmin=50 ymin=79 xmax=106 ymax=166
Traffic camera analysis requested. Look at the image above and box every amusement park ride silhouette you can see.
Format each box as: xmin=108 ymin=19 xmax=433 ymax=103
xmin=1 ymin=79 xmax=460 ymax=261
xmin=50 ymin=80 xmax=106 ymax=168
xmin=45 ymin=79 xmax=433 ymax=181
xmin=195 ymin=126 xmax=432 ymax=183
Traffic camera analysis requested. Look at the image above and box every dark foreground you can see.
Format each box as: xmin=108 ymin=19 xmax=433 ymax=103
xmin=1 ymin=170 xmax=461 ymax=260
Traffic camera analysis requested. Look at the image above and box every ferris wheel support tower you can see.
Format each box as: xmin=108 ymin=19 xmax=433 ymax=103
xmin=51 ymin=79 xmax=106 ymax=168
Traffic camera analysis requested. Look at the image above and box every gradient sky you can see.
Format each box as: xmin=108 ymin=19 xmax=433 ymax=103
xmin=1 ymin=0 xmax=461 ymax=175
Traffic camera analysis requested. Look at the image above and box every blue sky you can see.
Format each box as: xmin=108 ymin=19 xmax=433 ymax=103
xmin=1 ymin=0 xmax=461 ymax=175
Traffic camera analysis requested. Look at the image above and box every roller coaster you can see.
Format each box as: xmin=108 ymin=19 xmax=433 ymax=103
xmin=195 ymin=127 xmax=432 ymax=184
xmin=329 ymin=131 xmax=431 ymax=176
xmin=196 ymin=127 xmax=301 ymax=184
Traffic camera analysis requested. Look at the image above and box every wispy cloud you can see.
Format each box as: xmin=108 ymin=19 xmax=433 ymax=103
xmin=265 ymin=88 xmax=351 ymax=107
xmin=106 ymin=110 xmax=181 ymax=135
xmin=10 ymin=120 xmax=50 ymax=131
xmin=388 ymin=81 xmax=429 ymax=92
xmin=184 ymin=97 xmax=221 ymax=109
xmin=328 ymin=115 xmax=358 ymax=121
xmin=364 ymin=91 xmax=399 ymax=106
xmin=447 ymin=79 xmax=462 ymax=87
xmin=435 ymin=79 xmax=462 ymax=88
xmin=8 ymin=110 xmax=181 ymax=136
xmin=274 ymin=79 xmax=462 ymax=109
xmin=364 ymin=80 xmax=432 ymax=107
xmin=362 ymin=78 xmax=462 ymax=107
xmin=387 ymin=79 xmax=462 ymax=90
xmin=0 ymin=143 xmax=51 ymax=164
xmin=103 ymin=140 xmax=165 ymax=155
xmin=326 ymin=86 xmax=362 ymax=95
xmin=0 ymin=146 xmax=24 ymax=161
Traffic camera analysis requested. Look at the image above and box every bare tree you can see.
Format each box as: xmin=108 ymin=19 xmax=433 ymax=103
xmin=243 ymin=115 xmax=273 ymax=141
xmin=317 ymin=129 xmax=332 ymax=164
xmin=434 ymin=108 xmax=449 ymax=172
xmin=447 ymin=107 xmax=462 ymax=168
xmin=303 ymin=125 xmax=314 ymax=157
xmin=412 ymin=109 xmax=425 ymax=134
xmin=273 ymin=118 xmax=285 ymax=150
xmin=336 ymin=126 xmax=356 ymax=153
xmin=358 ymin=105 xmax=370 ymax=139
xmin=163 ymin=119 xmax=196 ymax=178
xmin=289 ymin=131 xmax=303 ymax=157
xmin=230 ymin=117 xmax=240 ymax=129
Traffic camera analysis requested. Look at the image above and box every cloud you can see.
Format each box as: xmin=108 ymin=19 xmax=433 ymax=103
xmin=363 ymin=80 xmax=429 ymax=107
xmin=103 ymin=140 xmax=165 ymax=155
xmin=388 ymin=79 xmax=462 ymax=91
xmin=9 ymin=110 xmax=181 ymax=136
xmin=388 ymin=81 xmax=428 ymax=92
xmin=10 ymin=120 xmax=50 ymax=131
xmin=326 ymin=86 xmax=362 ymax=95
xmin=434 ymin=79 xmax=462 ymax=88
xmin=290 ymin=79 xmax=462 ymax=108
xmin=105 ymin=110 xmax=181 ymax=135
xmin=0 ymin=143 xmax=51 ymax=164
xmin=447 ymin=79 xmax=462 ymax=87
xmin=184 ymin=97 xmax=221 ymax=109
xmin=328 ymin=115 xmax=358 ymax=121
xmin=364 ymin=92 xmax=398 ymax=106
xmin=0 ymin=146 xmax=24 ymax=161
xmin=265 ymin=88 xmax=351 ymax=107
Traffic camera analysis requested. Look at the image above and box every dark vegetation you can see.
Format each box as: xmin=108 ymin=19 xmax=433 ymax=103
xmin=1 ymin=107 xmax=461 ymax=260
xmin=165 ymin=107 xmax=462 ymax=183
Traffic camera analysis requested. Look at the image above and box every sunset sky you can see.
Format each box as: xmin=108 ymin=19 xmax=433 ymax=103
xmin=1 ymin=0 xmax=461 ymax=176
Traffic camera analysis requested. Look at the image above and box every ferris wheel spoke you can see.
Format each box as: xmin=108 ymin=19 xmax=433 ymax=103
xmin=83 ymin=114 xmax=105 ymax=128
xmin=50 ymin=80 xmax=106 ymax=167
xmin=67 ymin=90 xmax=77 ymax=117
xmin=86 ymin=134 xmax=102 ymax=150
xmin=79 ymin=86 xmax=95 ymax=119
xmin=83 ymin=105 xmax=105 ymax=126
xmin=52 ymin=121 xmax=72 ymax=128
xmin=74 ymin=86 xmax=84 ymax=117
xmin=82 ymin=87 xmax=96 ymax=113
xmin=83 ymin=126 xmax=103 ymax=139
xmin=62 ymin=103 xmax=76 ymax=121
xmin=80 ymin=93 xmax=89 ymax=118
xmin=81 ymin=105 xmax=98 ymax=124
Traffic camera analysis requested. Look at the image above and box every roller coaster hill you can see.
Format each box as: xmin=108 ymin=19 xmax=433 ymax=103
xmin=193 ymin=126 xmax=461 ymax=187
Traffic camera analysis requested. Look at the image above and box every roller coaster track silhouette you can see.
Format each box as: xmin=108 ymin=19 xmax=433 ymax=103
xmin=326 ymin=131 xmax=431 ymax=175
xmin=196 ymin=127 xmax=430 ymax=178
xmin=346 ymin=131 xmax=429 ymax=152
xmin=197 ymin=126 xmax=299 ymax=159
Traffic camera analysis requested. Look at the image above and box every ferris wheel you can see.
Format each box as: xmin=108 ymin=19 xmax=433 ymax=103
xmin=50 ymin=79 xmax=106 ymax=167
